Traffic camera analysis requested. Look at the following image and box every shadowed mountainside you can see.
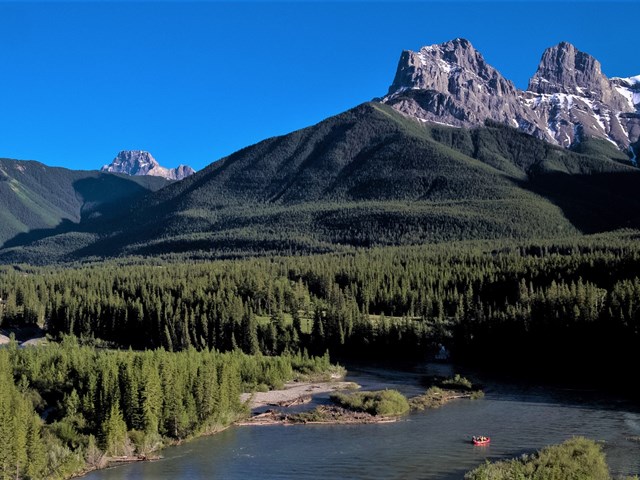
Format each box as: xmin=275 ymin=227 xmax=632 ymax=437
xmin=0 ymin=158 xmax=169 ymax=249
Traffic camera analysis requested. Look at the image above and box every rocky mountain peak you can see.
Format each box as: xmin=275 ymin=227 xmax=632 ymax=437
xmin=101 ymin=150 xmax=195 ymax=181
xmin=104 ymin=150 xmax=158 ymax=175
xmin=527 ymin=42 xmax=628 ymax=109
xmin=382 ymin=39 xmax=549 ymax=140
xmin=528 ymin=42 xmax=601 ymax=95
xmin=380 ymin=39 xmax=640 ymax=152
xmin=388 ymin=38 xmax=516 ymax=98
xmin=523 ymin=42 xmax=636 ymax=147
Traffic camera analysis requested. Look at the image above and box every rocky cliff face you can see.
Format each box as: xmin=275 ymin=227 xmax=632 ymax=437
xmin=382 ymin=39 xmax=640 ymax=156
xmin=528 ymin=42 xmax=614 ymax=98
xmin=524 ymin=42 xmax=637 ymax=149
xmin=101 ymin=151 xmax=195 ymax=181
xmin=383 ymin=39 xmax=552 ymax=141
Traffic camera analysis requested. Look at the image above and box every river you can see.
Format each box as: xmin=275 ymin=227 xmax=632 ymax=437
xmin=87 ymin=362 xmax=640 ymax=479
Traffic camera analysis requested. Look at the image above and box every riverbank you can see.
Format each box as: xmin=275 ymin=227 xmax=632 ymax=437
xmin=73 ymin=423 xmax=234 ymax=478
xmin=79 ymin=379 xmax=353 ymax=475
xmin=70 ymin=456 xmax=159 ymax=479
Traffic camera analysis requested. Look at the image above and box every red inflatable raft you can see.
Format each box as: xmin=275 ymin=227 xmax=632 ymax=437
xmin=472 ymin=436 xmax=490 ymax=446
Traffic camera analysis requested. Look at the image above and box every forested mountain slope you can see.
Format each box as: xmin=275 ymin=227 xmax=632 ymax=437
xmin=1 ymin=103 xmax=639 ymax=264
xmin=0 ymin=158 xmax=169 ymax=248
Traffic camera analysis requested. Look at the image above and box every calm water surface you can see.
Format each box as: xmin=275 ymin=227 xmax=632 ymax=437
xmin=87 ymin=363 xmax=640 ymax=479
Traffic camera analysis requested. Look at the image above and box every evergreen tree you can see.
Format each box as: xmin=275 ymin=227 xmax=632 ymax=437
xmin=101 ymin=403 xmax=129 ymax=457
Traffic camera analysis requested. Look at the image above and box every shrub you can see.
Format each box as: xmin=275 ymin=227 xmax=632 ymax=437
xmin=441 ymin=374 xmax=473 ymax=390
xmin=330 ymin=389 xmax=410 ymax=416
xmin=464 ymin=437 xmax=611 ymax=480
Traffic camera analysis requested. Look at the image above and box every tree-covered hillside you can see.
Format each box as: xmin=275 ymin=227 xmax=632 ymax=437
xmin=2 ymin=103 xmax=640 ymax=264
xmin=0 ymin=159 xmax=169 ymax=249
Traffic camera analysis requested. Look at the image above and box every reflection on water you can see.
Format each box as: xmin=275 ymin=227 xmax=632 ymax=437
xmin=87 ymin=363 xmax=640 ymax=480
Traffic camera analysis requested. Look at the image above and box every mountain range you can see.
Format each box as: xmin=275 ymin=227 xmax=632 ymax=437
xmin=0 ymin=39 xmax=638 ymax=264
xmin=382 ymin=39 xmax=639 ymax=155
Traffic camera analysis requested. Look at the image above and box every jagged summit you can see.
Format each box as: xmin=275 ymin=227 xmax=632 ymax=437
xmin=381 ymin=39 xmax=640 ymax=153
xmin=102 ymin=150 xmax=195 ymax=181
xmin=522 ymin=41 xmax=637 ymax=148
xmin=387 ymin=38 xmax=509 ymax=95
xmin=528 ymin=42 xmax=628 ymax=109
xmin=528 ymin=42 xmax=602 ymax=95
xmin=387 ymin=38 xmax=513 ymax=96
xmin=383 ymin=38 xmax=551 ymax=141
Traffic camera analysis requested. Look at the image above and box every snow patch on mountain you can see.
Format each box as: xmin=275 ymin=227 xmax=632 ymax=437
xmin=102 ymin=151 xmax=195 ymax=181
xmin=381 ymin=40 xmax=640 ymax=152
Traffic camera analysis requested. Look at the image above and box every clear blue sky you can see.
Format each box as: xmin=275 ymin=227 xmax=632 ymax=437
xmin=1 ymin=1 xmax=637 ymax=171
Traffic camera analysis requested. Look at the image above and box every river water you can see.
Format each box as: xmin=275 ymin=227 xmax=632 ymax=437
xmin=87 ymin=363 xmax=640 ymax=479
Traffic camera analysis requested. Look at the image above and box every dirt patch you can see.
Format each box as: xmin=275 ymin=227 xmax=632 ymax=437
xmin=21 ymin=337 xmax=48 ymax=347
xmin=240 ymin=380 xmax=358 ymax=410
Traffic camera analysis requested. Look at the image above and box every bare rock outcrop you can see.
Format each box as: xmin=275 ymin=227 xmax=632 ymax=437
xmin=383 ymin=38 xmax=551 ymax=141
xmin=381 ymin=39 xmax=639 ymax=156
xmin=102 ymin=151 xmax=195 ymax=181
